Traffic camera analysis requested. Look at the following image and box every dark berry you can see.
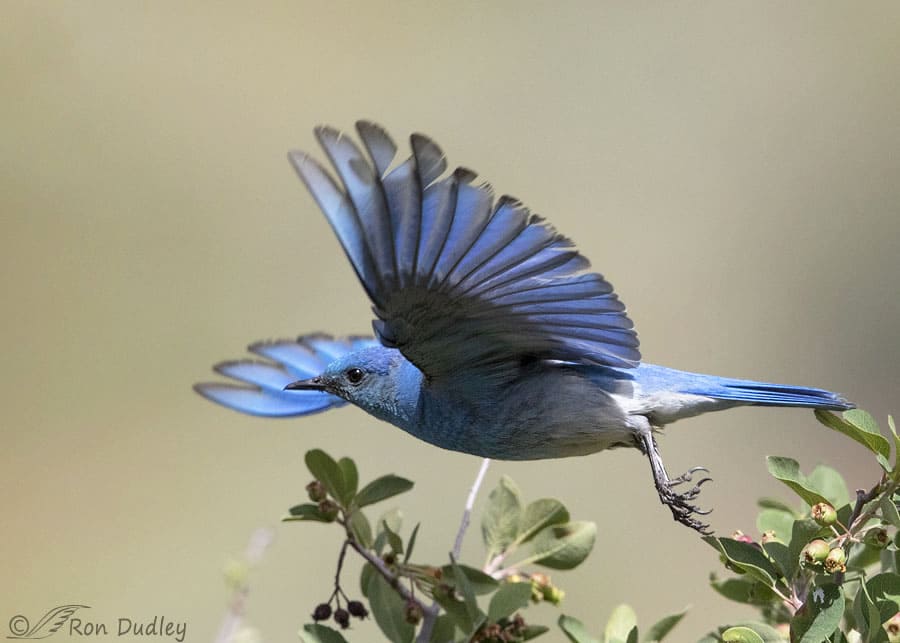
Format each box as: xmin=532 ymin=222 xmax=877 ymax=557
xmin=306 ymin=480 xmax=327 ymax=502
xmin=312 ymin=603 xmax=332 ymax=622
xmin=334 ymin=608 xmax=350 ymax=629
xmin=347 ymin=600 xmax=368 ymax=619
xmin=404 ymin=601 xmax=423 ymax=625
xmin=317 ymin=499 xmax=339 ymax=521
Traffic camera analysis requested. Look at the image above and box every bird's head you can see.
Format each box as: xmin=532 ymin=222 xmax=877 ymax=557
xmin=284 ymin=345 xmax=417 ymax=423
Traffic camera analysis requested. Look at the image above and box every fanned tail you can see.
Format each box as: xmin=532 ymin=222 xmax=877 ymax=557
xmin=688 ymin=378 xmax=854 ymax=411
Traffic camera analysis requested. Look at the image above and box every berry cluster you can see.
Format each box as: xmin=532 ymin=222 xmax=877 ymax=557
xmin=471 ymin=614 xmax=530 ymax=642
xmin=505 ymin=572 xmax=564 ymax=606
xmin=311 ymin=595 xmax=368 ymax=630
xmin=800 ymin=538 xmax=847 ymax=573
xmin=306 ymin=480 xmax=340 ymax=521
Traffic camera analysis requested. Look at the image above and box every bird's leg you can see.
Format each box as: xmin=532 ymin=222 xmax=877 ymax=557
xmin=635 ymin=432 xmax=713 ymax=535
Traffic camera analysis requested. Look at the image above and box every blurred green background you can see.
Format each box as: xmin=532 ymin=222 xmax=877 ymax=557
xmin=3 ymin=2 xmax=899 ymax=640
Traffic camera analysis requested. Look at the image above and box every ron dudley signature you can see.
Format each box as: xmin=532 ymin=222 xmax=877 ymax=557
xmin=7 ymin=606 xmax=187 ymax=642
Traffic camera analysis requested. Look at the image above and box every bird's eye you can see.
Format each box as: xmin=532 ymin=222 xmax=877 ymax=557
xmin=345 ymin=368 xmax=365 ymax=385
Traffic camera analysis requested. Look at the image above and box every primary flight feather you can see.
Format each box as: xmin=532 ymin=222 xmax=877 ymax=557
xmin=195 ymin=121 xmax=852 ymax=533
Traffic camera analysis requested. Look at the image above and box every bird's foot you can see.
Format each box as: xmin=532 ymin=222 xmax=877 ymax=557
xmin=636 ymin=432 xmax=714 ymax=535
xmin=657 ymin=469 xmax=714 ymax=535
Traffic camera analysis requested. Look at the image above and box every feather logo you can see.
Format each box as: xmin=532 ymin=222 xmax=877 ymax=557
xmin=7 ymin=606 xmax=89 ymax=639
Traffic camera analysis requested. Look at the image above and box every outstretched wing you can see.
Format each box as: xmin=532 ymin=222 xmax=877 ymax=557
xmin=194 ymin=334 xmax=378 ymax=417
xmin=289 ymin=121 xmax=639 ymax=380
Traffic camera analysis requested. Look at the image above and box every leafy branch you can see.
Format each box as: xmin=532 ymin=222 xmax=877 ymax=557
xmin=700 ymin=409 xmax=900 ymax=642
xmin=218 ymin=407 xmax=900 ymax=642
xmin=286 ymin=449 xmax=608 ymax=642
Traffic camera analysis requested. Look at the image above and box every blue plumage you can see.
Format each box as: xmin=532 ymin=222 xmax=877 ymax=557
xmin=195 ymin=122 xmax=853 ymax=533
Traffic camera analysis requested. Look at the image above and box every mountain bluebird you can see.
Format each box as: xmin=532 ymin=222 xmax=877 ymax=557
xmin=196 ymin=121 xmax=852 ymax=532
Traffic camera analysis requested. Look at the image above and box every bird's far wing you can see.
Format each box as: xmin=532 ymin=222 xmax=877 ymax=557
xmin=289 ymin=122 xmax=639 ymax=381
xmin=194 ymin=334 xmax=378 ymax=417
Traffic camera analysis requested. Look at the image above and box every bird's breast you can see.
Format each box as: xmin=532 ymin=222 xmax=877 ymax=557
xmin=405 ymin=366 xmax=639 ymax=461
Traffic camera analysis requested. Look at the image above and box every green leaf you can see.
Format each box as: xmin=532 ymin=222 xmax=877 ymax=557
xmin=852 ymin=578 xmax=883 ymax=643
xmin=881 ymin=495 xmax=900 ymax=528
xmin=348 ymin=510 xmax=372 ymax=548
xmin=428 ymin=615 xmax=457 ymax=643
xmin=354 ymin=474 xmax=414 ymax=508
xmin=305 ymin=449 xmax=347 ymax=504
xmin=558 ymin=615 xmax=600 ymax=643
xmin=515 ymin=498 xmax=570 ymax=545
xmin=450 ymin=559 xmax=486 ymax=634
xmin=482 ymin=476 xmax=523 ymax=558
xmin=815 ymin=409 xmax=890 ymax=461
xmin=710 ymin=575 xmax=777 ymax=605
xmin=847 ymin=543 xmax=882 ymax=573
xmin=889 ymin=415 xmax=899 ymax=469
xmin=433 ymin=588 xmax=479 ymax=636
xmin=703 ymin=537 xmax=781 ymax=587
xmin=515 ymin=521 xmax=596 ymax=570
xmin=604 ymin=604 xmax=638 ymax=643
xmin=722 ymin=627 xmax=764 ymax=643
xmin=366 ymin=569 xmax=415 ymax=643
xmin=756 ymin=508 xmax=794 ymax=543
xmin=757 ymin=497 xmax=797 ymax=514
xmin=381 ymin=519 xmax=403 ymax=556
xmin=373 ymin=508 xmax=402 ymax=554
xmin=806 ymin=465 xmax=850 ymax=508
xmin=360 ymin=562 xmax=375 ymax=598
xmin=299 ymin=623 xmax=350 ymax=643
xmin=404 ymin=523 xmax=420 ymax=563
xmin=487 ymin=582 xmax=532 ymax=622
xmin=284 ymin=503 xmax=333 ymax=522
xmin=523 ymin=624 xmax=550 ymax=640
xmin=440 ymin=563 xmax=499 ymax=595
xmin=644 ymin=609 xmax=687 ymax=642
xmin=766 ymin=456 xmax=830 ymax=507
xmin=860 ymin=572 xmax=900 ymax=624
xmin=790 ymin=583 xmax=844 ymax=643
xmin=378 ymin=507 xmax=403 ymax=534
xmin=762 ymin=541 xmax=794 ymax=581
xmin=337 ymin=457 xmax=358 ymax=503
xmin=723 ymin=622 xmax=785 ymax=641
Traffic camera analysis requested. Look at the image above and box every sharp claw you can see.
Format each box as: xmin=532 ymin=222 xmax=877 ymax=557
xmin=669 ymin=466 xmax=712 ymax=487
xmin=659 ymin=465 xmax=715 ymax=533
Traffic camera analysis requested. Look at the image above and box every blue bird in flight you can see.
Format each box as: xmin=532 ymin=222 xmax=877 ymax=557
xmin=195 ymin=121 xmax=853 ymax=533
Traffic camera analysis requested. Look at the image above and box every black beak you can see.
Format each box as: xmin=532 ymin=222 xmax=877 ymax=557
xmin=284 ymin=376 xmax=327 ymax=391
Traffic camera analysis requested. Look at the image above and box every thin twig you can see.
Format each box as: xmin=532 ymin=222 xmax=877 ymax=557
xmin=769 ymin=582 xmax=803 ymax=612
xmin=453 ymin=458 xmax=492 ymax=559
xmin=416 ymin=458 xmax=492 ymax=642
xmin=330 ymin=540 xmax=350 ymax=603
xmin=833 ymin=479 xmax=896 ymax=585
xmin=214 ymin=528 xmax=274 ymax=643
xmin=343 ymin=459 xmax=493 ymax=643
xmin=344 ymin=538 xmax=439 ymax=621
